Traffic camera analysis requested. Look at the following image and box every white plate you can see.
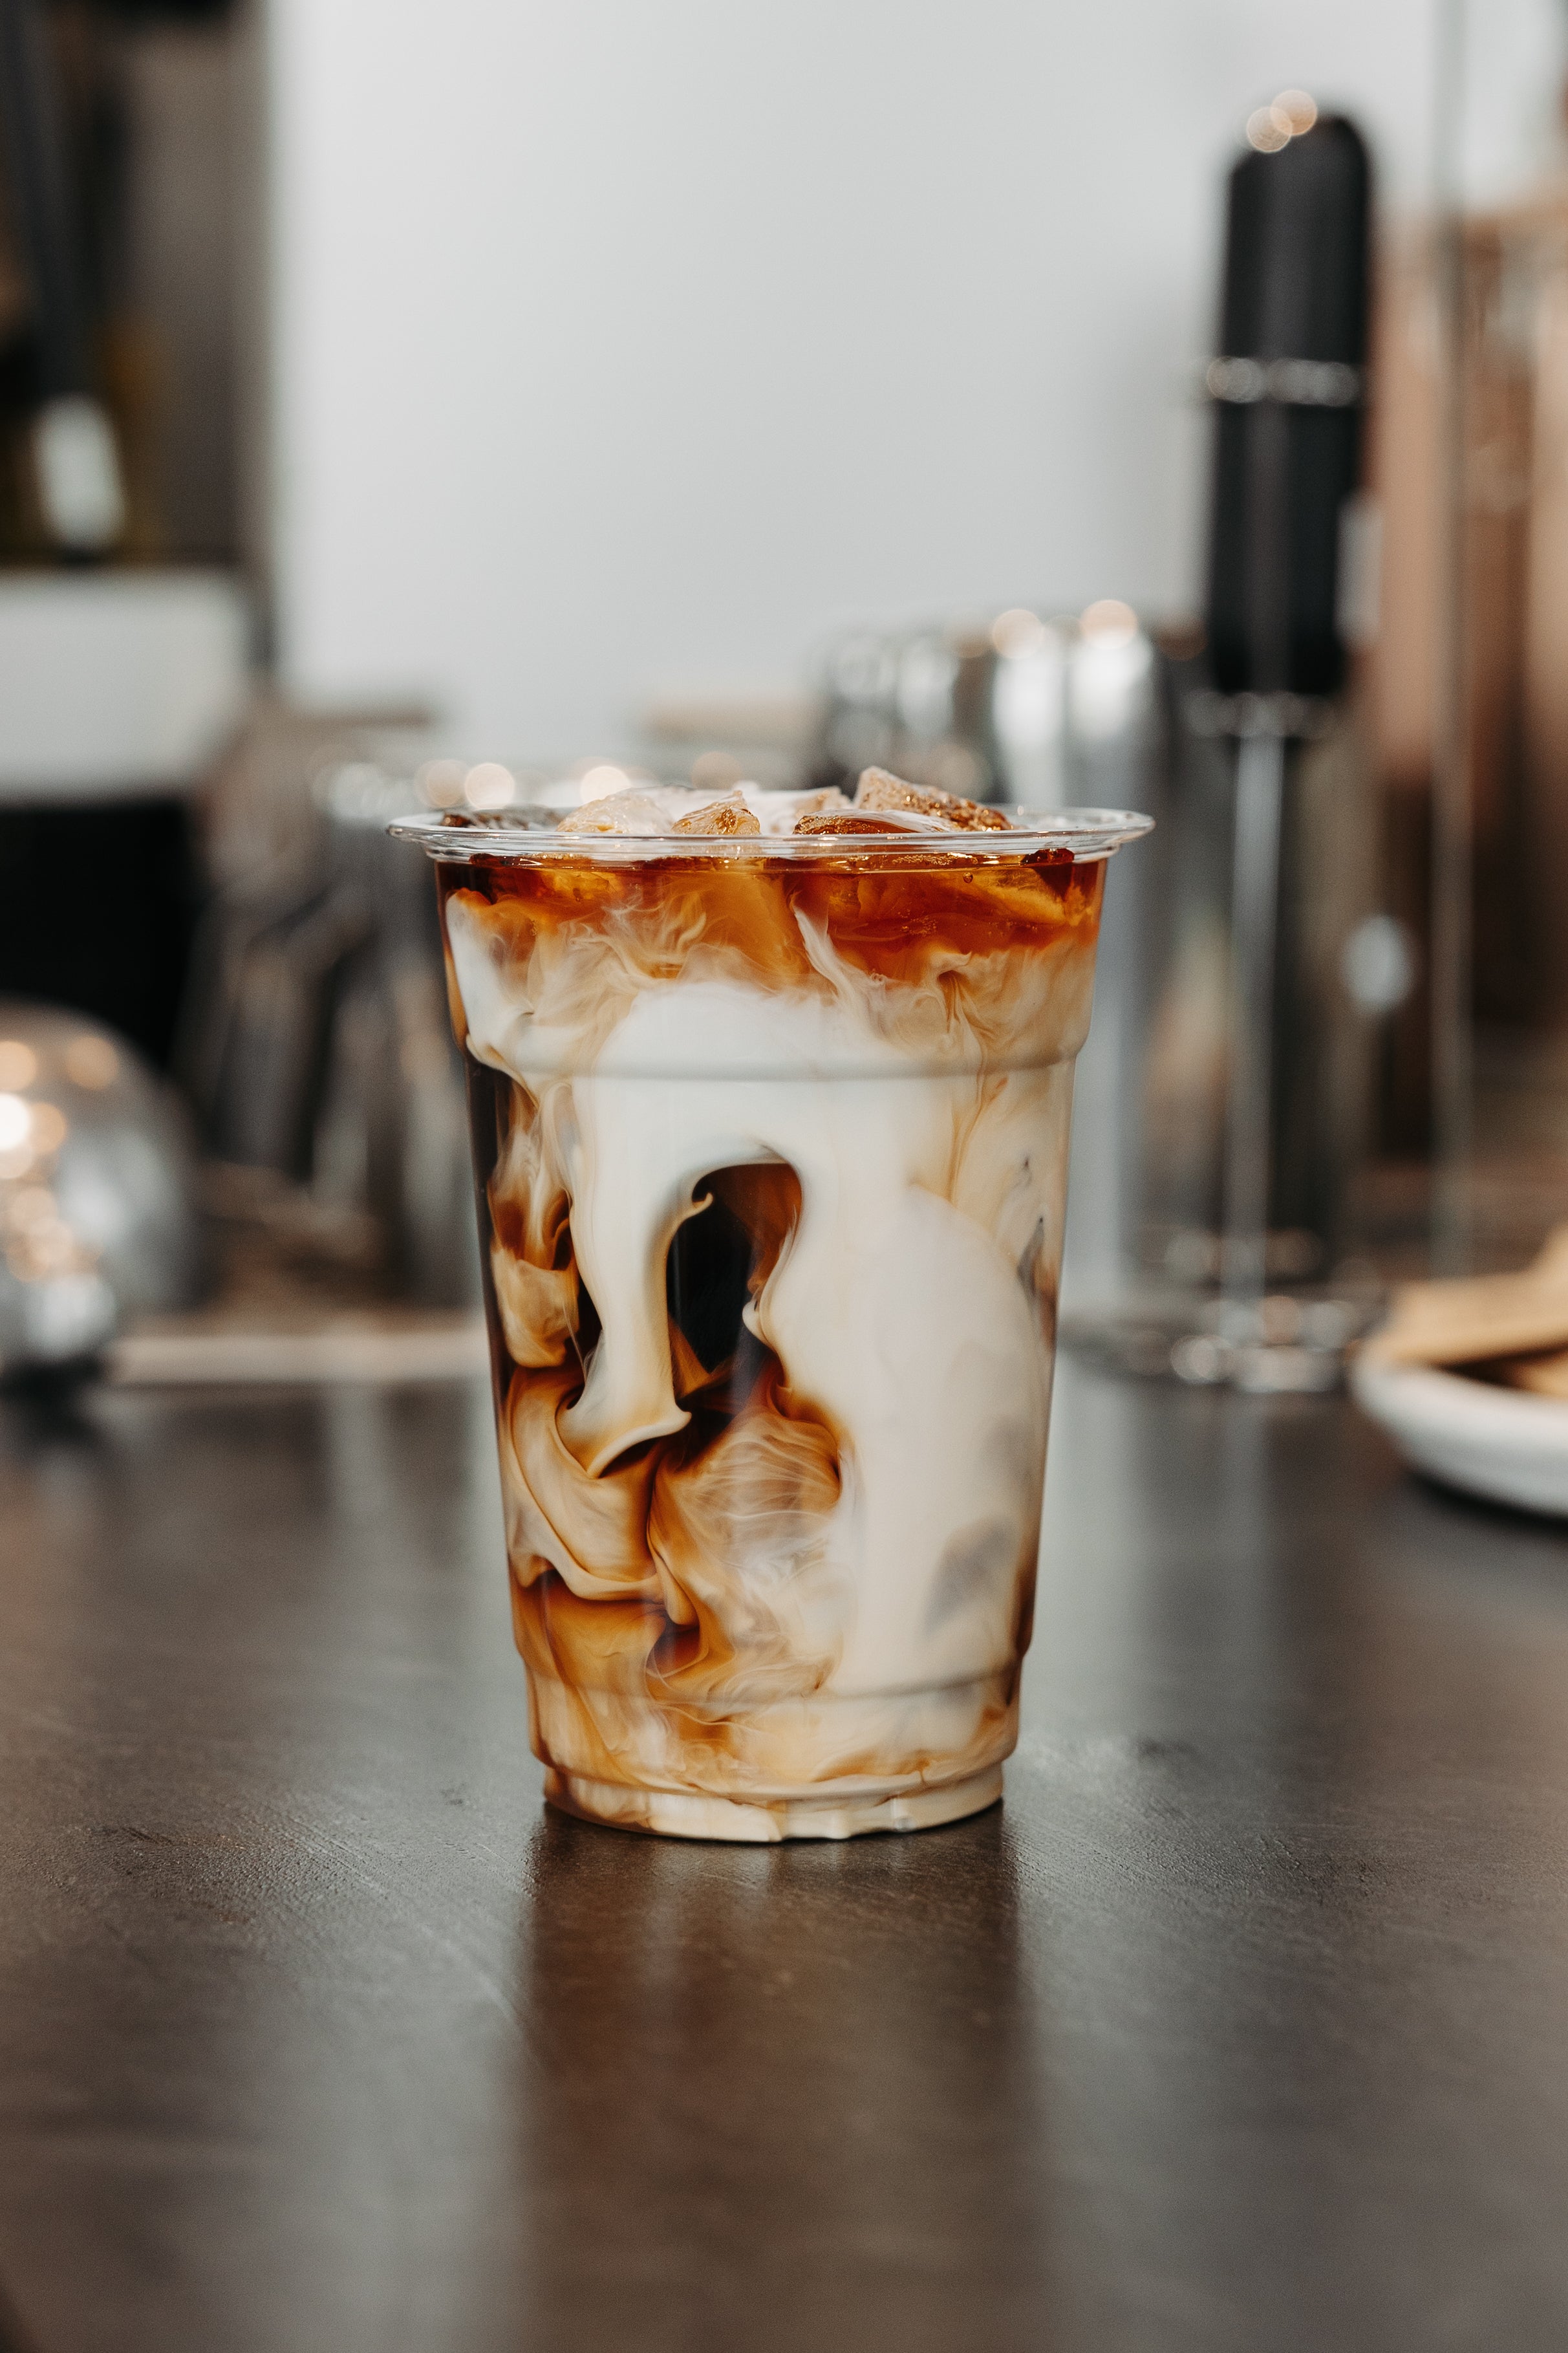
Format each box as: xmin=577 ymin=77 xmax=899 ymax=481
xmin=1350 ymin=1354 xmax=1568 ymax=1517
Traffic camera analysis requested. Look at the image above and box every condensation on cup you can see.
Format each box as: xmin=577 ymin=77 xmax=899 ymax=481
xmin=394 ymin=768 xmax=1150 ymax=1841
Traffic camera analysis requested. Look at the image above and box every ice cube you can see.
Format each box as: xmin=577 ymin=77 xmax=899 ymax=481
xmin=855 ymin=766 xmax=1011 ymax=831
xmin=671 ymin=793 xmax=762 ymax=836
xmin=556 ymin=789 xmax=674 ymax=836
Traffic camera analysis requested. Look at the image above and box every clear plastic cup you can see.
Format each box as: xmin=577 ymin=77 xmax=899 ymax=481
xmin=394 ymin=802 xmax=1150 ymax=1841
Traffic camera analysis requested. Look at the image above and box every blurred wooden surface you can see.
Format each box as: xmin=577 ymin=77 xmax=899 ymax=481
xmin=2 ymin=1366 xmax=1568 ymax=2352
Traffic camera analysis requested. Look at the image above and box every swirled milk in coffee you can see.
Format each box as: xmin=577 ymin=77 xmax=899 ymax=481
xmin=423 ymin=770 xmax=1135 ymax=1840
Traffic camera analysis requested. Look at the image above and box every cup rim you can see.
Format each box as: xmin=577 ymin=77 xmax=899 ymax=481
xmin=389 ymin=804 xmax=1154 ymax=865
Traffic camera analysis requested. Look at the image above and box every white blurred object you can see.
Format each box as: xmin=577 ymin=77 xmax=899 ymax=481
xmin=32 ymin=398 xmax=126 ymax=553
xmin=1341 ymin=913 xmax=1418 ymax=1014
xmin=0 ymin=572 xmax=251 ymax=800
xmin=991 ymin=612 xmax=1066 ymax=803
xmin=816 ymin=605 xmax=1158 ymax=812
xmin=0 ymin=1001 xmax=201 ymax=1378
xmin=1351 ymin=1354 xmax=1568 ymax=1517
xmin=1069 ymin=603 xmax=1155 ymax=744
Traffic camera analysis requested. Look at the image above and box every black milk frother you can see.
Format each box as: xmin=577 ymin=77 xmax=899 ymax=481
xmin=1201 ymin=106 xmax=1370 ymax=1323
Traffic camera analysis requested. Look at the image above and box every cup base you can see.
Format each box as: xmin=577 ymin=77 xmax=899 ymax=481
xmin=541 ymin=1764 xmax=1004 ymax=1843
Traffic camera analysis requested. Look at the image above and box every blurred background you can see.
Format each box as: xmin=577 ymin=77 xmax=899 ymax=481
xmin=3 ymin=0 xmax=1568 ymax=1385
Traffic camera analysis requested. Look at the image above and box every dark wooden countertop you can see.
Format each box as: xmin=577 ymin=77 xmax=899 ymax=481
xmin=3 ymin=1363 xmax=1567 ymax=2352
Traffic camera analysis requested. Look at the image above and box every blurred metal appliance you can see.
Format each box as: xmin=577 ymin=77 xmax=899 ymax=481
xmin=310 ymin=763 xmax=478 ymax=1307
xmin=815 ymin=602 xmax=1167 ymax=1302
xmin=1205 ymin=105 xmax=1371 ymax=1320
xmin=0 ymin=997 xmax=200 ymax=1377
xmin=182 ymin=749 xmax=478 ymax=1307
xmin=813 ymin=600 xmax=1158 ymax=811
xmin=1067 ymin=110 xmax=1382 ymax=1383
xmin=1060 ymin=101 xmax=1391 ymax=1391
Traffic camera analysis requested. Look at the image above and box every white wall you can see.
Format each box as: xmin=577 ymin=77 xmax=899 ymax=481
xmin=268 ymin=0 xmax=1437 ymax=754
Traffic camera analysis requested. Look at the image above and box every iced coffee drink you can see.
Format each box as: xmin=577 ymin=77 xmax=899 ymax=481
xmin=396 ymin=769 xmax=1148 ymax=1840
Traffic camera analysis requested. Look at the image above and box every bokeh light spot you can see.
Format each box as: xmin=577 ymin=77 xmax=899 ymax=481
xmin=579 ymin=764 xmax=629 ymax=803
xmin=27 ymin=1101 xmax=68 ymax=1155
xmin=992 ymin=608 xmax=1046 ymax=658
xmin=418 ymin=758 xmax=469 ymax=809
xmin=64 ymin=1034 xmax=118 ymax=1089
xmin=0 ymin=1042 xmax=37 ymax=1091
xmin=1273 ymin=89 xmax=1316 ymax=134
xmin=464 ymin=763 xmax=516 ymax=810
xmin=1079 ymin=599 xmax=1139 ymax=647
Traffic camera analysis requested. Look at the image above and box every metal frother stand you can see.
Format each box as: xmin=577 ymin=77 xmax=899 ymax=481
xmin=1071 ymin=101 xmax=1376 ymax=1391
xmin=1194 ymin=105 xmax=1373 ymax=1388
